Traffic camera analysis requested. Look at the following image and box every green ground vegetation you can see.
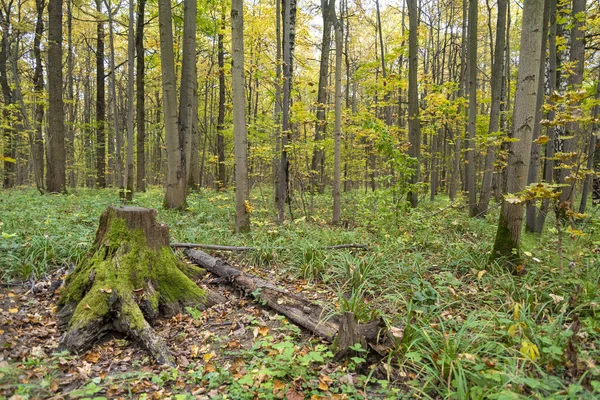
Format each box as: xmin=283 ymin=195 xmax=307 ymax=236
xmin=1 ymin=187 xmax=599 ymax=398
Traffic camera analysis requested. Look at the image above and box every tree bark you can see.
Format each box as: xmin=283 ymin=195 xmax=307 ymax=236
xmin=490 ymin=0 xmax=545 ymax=268
xmin=179 ymin=0 xmax=196 ymax=186
xmin=216 ymin=17 xmax=226 ymax=190
xmin=557 ymin=0 xmax=586 ymax=212
xmin=476 ymin=0 xmax=507 ymax=216
xmin=46 ymin=0 xmax=66 ymax=193
xmin=32 ymin=0 xmax=45 ymax=191
xmin=95 ymin=0 xmax=106 ymax=189
xmin=125 ymin=0 xmax=135 ymax=201
xmin=407 ymin=0 xmax=420 ymax=208
xmin=135 ymin=0 xmax=146 ymax=192
xmin=465 ymin=0 xmax=477 ymax=217
xmin=231 ymin=0 xmax=251 ymax=233
xmin=310 ymin=0 xmax=335 ymax=194
xmin=159 ymin=0 xmax=186 ymax=209
xmin=332 ymin=12 xmax=342 ymax=225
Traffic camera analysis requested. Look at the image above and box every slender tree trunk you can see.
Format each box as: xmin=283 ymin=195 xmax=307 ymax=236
xmin=179 ymin=0 xmax=196 ymax=187
xmin=332 ymin=12 xmax=342 ymax=224
xmin=231 ymin=0 xmax=251 ymax=232
xmin=189 ymin=74 xmax=200 ymax=189
xmin=105 ymin=0 xmax=122 ymax=194
xmin=46 ymin=0 xmax=66 ymax=193
xmin=407 ymin=0 xmax=420 ymax=208
xmin=278 ymin=0 xmax=296 ymax=223
xmin=536 ymin=0 xmax=559 ymax=232
xmin=32 ymin=0 xmax=45 ymax=191
xmin=557 ymin=0 xmax=586 ymax=212
xmin=273 ymin=0 xmax=282 ymax=203
xmin=579 ymin=71 xmax=600 ymax=213
xmin=65 ymin=0 xmax=75 ymax=187
xmin=136 ymin=0 xmax=146 ymax=191
xmin=216 ymin=17 xmax=226 ymax=190
xmin=95 ymin=0 xmax=106 ymax=188
xmin=525 ymin=0 xmax=550 ymax=231
xmin=310 ymin=0 xmax=335 ymax=193
xmin=125 ymin=0 xmax=135 ymax=201
xmin=465 ymin=0 xmax=477 ymax=216
xmin=477 ymin=0 xmax=507 ymax=216
xmin=0 ymin=8 xmax=15 ymax=190
xmin=159 ymin=0 xmax=186 ymax=209
xmin=491 ymin=0 xmax=545 ymax=268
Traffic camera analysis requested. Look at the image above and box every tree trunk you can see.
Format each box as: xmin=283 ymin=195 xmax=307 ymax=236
xmin=32 ymin=0 xmax=45 ymax=191
xmin=179 ymin=0 xmax=196 ymax=186
xmin=525 ymin=0 xmax=550 ymax=231
xmin=216 ymin=18 xmax=226 ymax=190
xmin=476 ymin=0 xmax=506 ymax=216
xmin=278 ymin=0 xmax=296 ymax=223
xmin=125 ymin=0 xmax=135 ymax=201
xmin=332 ymin=12 xmax=342 ymax=225
xmin=95 ymin=0 xmax=106 ymax=189
xmin=105 ymin=0 xmax=123 ymax=195
xmin=407 ymin=0 xmax=420 ymax=208
xmin=536 ymin=0 xmax=559 ymax=232
xmin=46 ymin=0 xmax=66 ymax=193
xmin=465 ymin=0 xmax=477 ymax=217
xmin=231 ymin=0 xmax=251 ymax=233
xmin=57 ymin=206 xmax=223 ymax=364
xmin=0 ymin=7 xmax=15 ymax=190
xmin=490 ymin=0 xmax=545 ymax=268
xmin=159 ymin=0 xmax=186 ymax=209
xmin=135 ymin=0 xmax=146 ymax=192
xmin=579 ymin=72 xmax=600 ymax=212
xmin=310 ymin=0 xmax=335 ymax=193
xmin=66 ymin=0 xmax=75 ymax=188
xmin=557 ymin=0 xmax=586 ymax=212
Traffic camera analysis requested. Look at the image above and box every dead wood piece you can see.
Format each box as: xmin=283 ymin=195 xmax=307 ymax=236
xmin=186 ymin=249 xmax=387 ymax=348
xmin=172 ymin=243 xmax=369 ymax=252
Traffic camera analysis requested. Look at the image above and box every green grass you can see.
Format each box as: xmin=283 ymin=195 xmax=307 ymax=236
xmin=1 ymin=186 xmax=599 ymax=398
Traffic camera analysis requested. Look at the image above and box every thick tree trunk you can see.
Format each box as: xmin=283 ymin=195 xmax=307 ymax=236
xmin=231 ymin=0 xmax=251 ymax=233
xmin=66 ymin=0 xmax=75 ymax=188
xmin=490 ymin=0 xmax=545 ymax=268
xmin=57 ymin=206 xmax=223 ymax=364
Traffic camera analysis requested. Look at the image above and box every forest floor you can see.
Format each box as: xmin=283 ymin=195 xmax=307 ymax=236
xmin=0 ymin=187 xmax=599 ymax=399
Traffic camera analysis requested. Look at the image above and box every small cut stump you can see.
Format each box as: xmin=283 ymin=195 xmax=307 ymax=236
xmin=57 ymin=206 xmax=223 ymax=364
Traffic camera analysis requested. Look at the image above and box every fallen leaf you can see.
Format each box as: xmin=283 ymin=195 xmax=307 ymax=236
xmin=477 ymin=270 xmax=487 ymax=279
xmin=286 ymin=388 xmax=304 ymax=400
xmin=85 ymin=351 xmax=101 ymax=363
xmin=8 ymin=307 xmax=18 ymax=314
xmin=258 ymin=326 xmax=269 ymax=336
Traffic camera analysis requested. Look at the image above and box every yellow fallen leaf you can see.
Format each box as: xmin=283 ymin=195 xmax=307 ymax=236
xmin=258 ymin=326 xmax=269 ymax=336
xmin=477 ymin=270 xmax=487 ymax=279
xmin=203 ymin=352 xmax=215 ymax=363
xmin=8 ymin=307 xmax=18 ymax=314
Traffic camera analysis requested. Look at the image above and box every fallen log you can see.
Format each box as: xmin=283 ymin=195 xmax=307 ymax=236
xmin=186 ymin=249 xmax=390 ymax=350
xmin=172 ymin=243 xmax=369 ymax=252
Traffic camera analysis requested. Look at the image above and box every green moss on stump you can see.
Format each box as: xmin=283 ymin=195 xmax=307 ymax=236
xmin=57 ymin=206 xmax=221 ymax=364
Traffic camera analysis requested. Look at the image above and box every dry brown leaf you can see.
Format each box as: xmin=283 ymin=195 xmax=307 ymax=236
xmin=286 ymin=388 xmax=304 ymax=400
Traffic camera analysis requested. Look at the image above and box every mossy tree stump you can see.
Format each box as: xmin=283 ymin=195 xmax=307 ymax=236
xmin=57 ymin=206 xmax=223 ymax=364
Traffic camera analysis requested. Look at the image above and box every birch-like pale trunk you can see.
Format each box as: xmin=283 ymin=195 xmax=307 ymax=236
xmin=231 ymin=0 xmax=250 ymax=232
xmin=491 ymin=0 xmax=545 ymax=268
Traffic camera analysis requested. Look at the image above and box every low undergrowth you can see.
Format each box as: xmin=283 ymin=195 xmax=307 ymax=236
xmin=1 ymin=186 xmax=599 ymax=398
